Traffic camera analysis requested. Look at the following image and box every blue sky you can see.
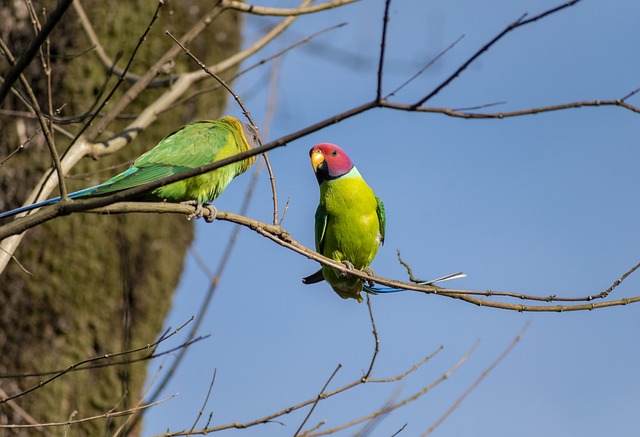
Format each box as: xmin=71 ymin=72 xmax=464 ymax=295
xmin=143 ymin=1 xmax=640 ymax=436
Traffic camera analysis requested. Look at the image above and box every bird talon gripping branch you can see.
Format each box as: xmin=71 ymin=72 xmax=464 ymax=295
xmin=204 ymin=205 xmax=218 ymax=223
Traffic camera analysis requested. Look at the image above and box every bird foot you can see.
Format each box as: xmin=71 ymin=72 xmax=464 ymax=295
xmin=363 ymin=267 xmax=376 ymax=288
xmin=340 ymin=260 xmax=355 ymax=277
xmin=181 ymin=201 xmax=217 ymax=222
xmin=203 ymin=205 xmax=217 ymax=223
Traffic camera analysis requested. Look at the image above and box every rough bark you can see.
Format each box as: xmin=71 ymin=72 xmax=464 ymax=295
xmin=0 ymin=1 xmax=241 ymax=435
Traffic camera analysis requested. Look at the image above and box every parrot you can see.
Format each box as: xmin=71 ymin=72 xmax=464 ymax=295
xmin=301 ymin=143 xmax=467 ymax=301
xmin=302 ymin=143 xmax=386 ymax=302
xmin=0 ymin=115 xmax=259 ymax=221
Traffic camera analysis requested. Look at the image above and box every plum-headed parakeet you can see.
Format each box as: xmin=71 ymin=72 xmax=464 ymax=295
xmin=302 ymin=143 xmax=385 ymax=302
xmin=0 ymin=116 xmax=259 ymax=221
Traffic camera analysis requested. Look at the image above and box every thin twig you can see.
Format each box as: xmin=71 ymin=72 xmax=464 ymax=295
xmin=376 ymin=0 xmax=392 ymax=101
xmin=413 ymin=0 xmax=583 ymax=107
xmin=189 ymin=370 xmax=217 ymax=433
xmin=304 ymin=342 xmax=477 ymax=437
xmin=385 ymin=34 xmax=465 ymax=99
xmin=0 ymin=38 xmax=67 ymax=199
xmin=222 ymin=0 xmax=359 ymax=16
xmin=165 ymin=30 xmax=280 ymax=225
xmin=165 ymin=23 xmax=347 ymax=111
xmin=0 ymin=0 xmax=73 ymax=105
xmin=0 ymin=318 xmax=196 ymax=402
xmin=294 ymin=364 xmax=342 ymax=436
xmin=364 ymin=295 xmax=380 ymax=380
xmin=422 ymin=321 xmax=531 ymax=436
xmin=154 ymin=344 xmax=444 ymax=436
xmin=140 ymin=49 xmax=282 ymax=408
xmin=0 ymin=395 xmax=177 ymax=430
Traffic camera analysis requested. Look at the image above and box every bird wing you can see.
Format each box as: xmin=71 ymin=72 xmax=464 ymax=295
xmin=90 ymin=120 xmax=233 ymax=195
xmin=376 ymin=196 xmax=386 ymax=245
xmin=314 ymin=203 xmax=328 ymax=254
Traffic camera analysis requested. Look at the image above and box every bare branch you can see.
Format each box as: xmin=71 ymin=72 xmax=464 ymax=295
xmin=413 ymin=0 xmax=584 ymax=107
xmin=189 ymin=370 xmax=217 ymax=434
xmin=382 ymin=97 xmax=640 ymax=118
xmin=165 ymin=30 xmax=280 ymax=225
xmin=303 ymin=342 xmax=477 ymax=436
xmin=364 ymin=296 xmax=380 ymax=380
xmin=0 ymin=395 xmax=176 ymax=430
xmin=0 ymin=38 xmax=66 ymax=200
xmin=0 ymin=318 xmax=197 ymax=403
xmin=151 ymin=339 xmax=444 ymax=436
xmin=294 ymin=364 xmax=342 ymax=437
xmin=0 ymin=0 xmax=73 ymax=105
xmin=376 ymin=0 xmax=392 ymax=101
xmin=222 ymin=0 xmax=359 ymax=16
xmin=422 ymin=322 xmax=531 ymax=436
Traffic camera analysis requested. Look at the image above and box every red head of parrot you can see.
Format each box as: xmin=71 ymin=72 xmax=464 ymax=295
xmin=309 ymin=143 xmax=355 ymax=184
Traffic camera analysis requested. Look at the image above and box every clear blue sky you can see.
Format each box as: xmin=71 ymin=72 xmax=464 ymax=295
xmin=144 ymin=1 xmax=640 ymax=436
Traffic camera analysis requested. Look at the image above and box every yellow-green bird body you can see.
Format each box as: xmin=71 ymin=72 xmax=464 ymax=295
xmin=88 ymin=116 xmax=258 ymax=205
xmin=303 ymin=143 xmax=385 ymax=302
xmin=0 ymin=116 xmax=258 ymax=220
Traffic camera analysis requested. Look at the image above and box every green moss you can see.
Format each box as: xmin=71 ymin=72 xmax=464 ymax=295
xmin=0 ymin=1 xmax=242 ymax=435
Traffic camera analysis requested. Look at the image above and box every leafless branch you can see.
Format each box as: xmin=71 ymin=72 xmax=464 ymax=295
xmin=135 ymin=49 xmax=286 ymax=417
xmin=376 ymin=0 xmax=392 ymax=101
xmin=412 ymin=0 xmax=584 ymax=107
xmin=189 ymin=370 xmax=217 ymax=434
xmin=0 ymin=318 xmax=198 ymax=403
xmin=165 ymin=30 xmax=280 ymax=225
xmin=0 ymin=395 xmax=176 ymax=430
xmin=0 ymin=387 xmax=50 ymax=436
xmin=0 ymin=38 xmax=66 ymax=199
xmin=152 ymin=330 xmax=444 ymax=436
xmin=222 ymin=0 xmax=359 ymax=16
xmin=0 ymin=0 xmax=73 ymax=105
xmin=2 ymin=0 xmax=636 ymax=278
xmin=422 ymin=322 xmax=531 ymax=436
xmin=294 ymin=364 xmax=342 ymax=437
xmin=302 ymin=342 xmax=477 ymax=437
xmin=0 ymin=0 xmax=307 ymax=270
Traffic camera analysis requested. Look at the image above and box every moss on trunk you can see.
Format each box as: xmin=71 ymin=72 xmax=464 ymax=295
xmin=0 ymin=1 xmax=241 ymax=435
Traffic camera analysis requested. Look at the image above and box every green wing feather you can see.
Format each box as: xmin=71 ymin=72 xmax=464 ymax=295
xmin=88 ymin=117 xmax=255 ymax=202
xmin=376 ymin=196 xmax=386 ymax=245
xmin=314 ymin=203 xmax=328 ymax=254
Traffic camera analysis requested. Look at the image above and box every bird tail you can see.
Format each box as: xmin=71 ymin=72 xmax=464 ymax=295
xmin=0 ymin=197 xmax=62 ymax=220
xmin=363 ymin=272 xmax=467 ymax=294
xmin=302 ymin=268 xmax=325 ymax=285
xmin=0 ymin=186 xmax=98 ymax=220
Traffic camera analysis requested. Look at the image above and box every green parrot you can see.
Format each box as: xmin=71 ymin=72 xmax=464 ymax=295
xmin=302 ymin=143 xmax=386 ymax=302
xmin=0 ymin=116 xmax=259 ymax=221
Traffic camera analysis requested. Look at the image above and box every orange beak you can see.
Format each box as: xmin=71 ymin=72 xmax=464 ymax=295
xmin=310 ymin=149 xmax=325 ymax=172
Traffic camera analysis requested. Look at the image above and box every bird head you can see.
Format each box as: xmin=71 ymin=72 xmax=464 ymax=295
xmin=241 ymin=121 xmax=260 ymax=149
xmin=309 ymin=143 xmax=354 ymax=183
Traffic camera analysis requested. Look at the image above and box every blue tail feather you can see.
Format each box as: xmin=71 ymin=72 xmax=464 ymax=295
xmin=363 ymin=272 xmax=467 ymax=294
xmin=0 ymin=186 xmax=100 ymax=220
xmin=363 ymin=284 xmax=407 ymax=294
xmin=0 ymin=196 xmax=62 ymax=219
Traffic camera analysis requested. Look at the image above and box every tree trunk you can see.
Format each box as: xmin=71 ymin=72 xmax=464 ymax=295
xmin=0 ymin=2 xmax=241 ymax=435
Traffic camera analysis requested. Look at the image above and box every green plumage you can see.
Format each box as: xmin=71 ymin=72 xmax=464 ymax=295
xmin=90 ymin=116 xmax=258 ymax=204
xmin=0 ymin=116 xmax=259 ymax=221
xmin=314 ymin=167 xmax=386 ymax=302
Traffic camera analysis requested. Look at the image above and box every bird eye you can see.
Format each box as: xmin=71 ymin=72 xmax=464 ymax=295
xmin=331 ymin=149 xmax=338 ymax=156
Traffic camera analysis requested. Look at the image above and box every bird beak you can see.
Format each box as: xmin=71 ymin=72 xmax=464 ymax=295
xmin=310 ymin=149 xmax=325 ymax=172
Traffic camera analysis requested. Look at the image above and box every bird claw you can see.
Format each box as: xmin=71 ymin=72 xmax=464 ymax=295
xmin=203 ymin=205 xmax=217 ymax=223
xmin=181 ymin=201 xmax=216 ymax=222
xmin=340 ymin=260 xmax=355 ymax=277
xmin=363 ymin=267 xmax=376 ymax=287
